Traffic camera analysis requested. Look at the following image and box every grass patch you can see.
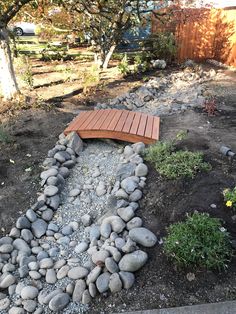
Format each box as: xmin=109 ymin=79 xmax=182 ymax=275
xmin=145 ymin=139 xmax=211 ymax=179
xmin=164 ymin=212 xmax=233 ymax=271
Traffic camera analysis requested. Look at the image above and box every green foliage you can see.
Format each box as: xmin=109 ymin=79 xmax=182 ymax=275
xmin=145 ymin=137 xmax=211 ymax=179
xmin=133 ymin=54 xmax=149 ymax=73
xmin=41 ymin=44 xmax=72 ymax=62
xmin=164 ymin=212 xmax=232 ymax=270
xmin=142 ymin=32 xmax=177 ymax=62
xmin=118 ymin=55 xmax=130 ymax=76
xmin=82 ymin=64 xmax=100 ymax=94
xmin=15 ymin=55 xmax=34 ymax=88
xmin=0 ymin=125 xmax=12 ymax=143
xmin=223 ymin=187 xmax=236 ymax=210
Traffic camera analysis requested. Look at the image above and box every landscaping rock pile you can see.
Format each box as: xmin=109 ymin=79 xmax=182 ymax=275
xmin=0 ymin=131 xmax=157 ymax=313
xmin=96 ymin=67 xmax=218 ymax=115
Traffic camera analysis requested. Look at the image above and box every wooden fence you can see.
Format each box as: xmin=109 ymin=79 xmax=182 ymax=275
xmin=152 ymin=7 xmax=236 ymax=67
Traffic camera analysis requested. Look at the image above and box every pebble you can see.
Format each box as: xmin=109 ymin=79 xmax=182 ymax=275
xmin=0 ymin=244 xmax=13 ymax=253
xmin=9 ymin=307 xmax=25 ymax=314
xmin=42 ymin=209 xmax=54 ymax=221
xmin=100 ymin=223 xmax=112 ymax=238
xmin=121 ymin=177 xmax=139 ymax=194
xmin=31 ymin=219 xmax=47 ymax=238
xmin=129 ymin=227 xmax=157 ymax=247
xmin=0 ymin=297 xmax=10 ymax=310
xmin=61 ymin=225 xmax=73 ymax=236
xmin=16 ymin=216 xmax=31 ymax=229
xmin=117 ymin=206 xmax=134 ymax=222
xmin=40 ymin=168 xmax=58 ymax=181
xmin=133 ymin=142 xmax=145 ymax=154
xmin=46 ymin=268 xmax=57 ymax=284
xmin=89 ymin=283 xmax=97 ymax=298
xmin=22 ymin=300 xmax=37 ymax=312
xmin=57 ymin=265 xmax=69 ymax=279
xmin=102 ymin=216 xmax=126 ymax=233
xmin=44 ymin=185 xmax=58 ymax=197
xmin=119 ymin=250 xmax=148 ymax=272
xmin=119 ymin=271 xmax=135 ymax=289
xmin=129 ymin=189 xmax=142 ymax=202
xmin=69 ymin=188 xmax=81 ymax=197
xmin=0 ymin=274 xmax=16 ymax=288
xmin=75 ymin=242 xmax=89 ymax=253
xmin=135 ymin=163 xmax=148 ymax=176
xmin=26 ymin=209 xmax=37 ymax=222
xmin=49 ymin=293 xmax=70 ymax=312
xmin=38 ymin=289 xmax=62 ymax=305
xmin=81 ymin=214 xmax=92 ymax=227
xmin=105 ymin=257 xmax=119 ymax=273
xmin=82 ymin=289 xmax=92 ymax=304
xmin=21 ymin=286 xmax=39 ymax=299
xmin=21 ymin=229 xmax=33 ymax=243
xmin=86 ymin=266 xmax=102 ymax=284
xmin=29 ymin=271 xmax=41 ymax=280
xmin=92 ymin=250 xmax=110 ymax=264
xmin=96 ymin=272 xmax=110 ymax=293
xmin=39 ymin=258 xmax=54 ymax=269
xmin=68 ymin=266 xmax=89 ymax=279
xmin=72 ymin=279 xmax=86 ymax=302
xmin=126 ymin=217 xmax=143 ymax=230
xmin=109 ymin=273 xmax=122 ymax=293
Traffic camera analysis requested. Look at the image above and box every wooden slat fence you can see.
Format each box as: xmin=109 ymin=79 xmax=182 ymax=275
xmin=152 ymin=7 xmax=236 ymax=67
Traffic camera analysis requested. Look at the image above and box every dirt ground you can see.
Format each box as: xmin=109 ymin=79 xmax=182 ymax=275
xmin=1 ymin=60 xmax=236 ymax=312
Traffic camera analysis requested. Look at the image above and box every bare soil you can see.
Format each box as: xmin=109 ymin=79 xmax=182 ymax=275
xmin=1 ymin=59 xmax=236 ymax=312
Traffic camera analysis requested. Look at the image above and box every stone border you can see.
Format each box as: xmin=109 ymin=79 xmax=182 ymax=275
xmin=0 ymin=131 xmax=157 ymax=313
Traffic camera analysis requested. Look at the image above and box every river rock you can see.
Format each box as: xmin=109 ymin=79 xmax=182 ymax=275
xmin=21 ymin=286 xmax=39 ymax=299
xmin=129 ymin=189 xmax=142 ymax=202
xmin=0 ymin=297 xmax=10 ymax=310
xmin=75 ymin=242 xmax=89 ymax=254
xmin=86 ymin=266 xmax=102 ymax=284
xmin=16 ymin=216 xmax=31 ymax=229
xmin=0 ymin=274 xmax=16 ymax=288
xmin=49 ymin=293 xmax=70 ymax=312
xmin=121 ymin=177 xmax=139 ymax=194
xmin=66 ymin=131 xmax=83 ymax=155
xmin=126 ymin=217 xmax=143 ymax=230
xmin=116 ymin=163 xmax=136 ymax=180
xmin=9 ymin=307 xmax=25 ymax=314
xmin=82 ymin=289 xmax=92 ymax=304
xmin=100 ymin=223 xmax=111 ymax=238
xmin=109 ymin=273 xmax=122 ymax=293
xmin=81 ymin=214 xmax=92 ymax=227
xmin=129 ymin=227 xmax=157 ymax=247
xmin=89 ymin=283 xmax=97 ymax=298
xmin=132 ymin=142 xmax=145 ymax=154
xmin=68 ymin=266 xmax=89 ymax=280
xmin=117 ymin=206 xmax=134 ymax=222
xmin=105 ymin=257 xmax=119 ymax=273
xmin=135 ymin=163 xmax=148 ymax=176
xmin=92 ymin=250 xmax=109 ymax=264
xmin=39 ymin=258 xmax=53 ymax=269
xmin=46 ymin=269 xmax=57 ymax=284
xmin=21 ymin=229 xmax=33 ymax=243
xmin=72 ymin=279 xmax=86 ymax=302
xmin=96 ymin=272 xmax=110 ymax=293
xmin=44 ymin=185 xmax=58 ymax=197
xmin=102 ymin=216 xmax=126 ymax=233
xmin=26 ymin=209 xmax=37 ymax=223
xmin=38 ymin=289 xmax=63 ymax=305
xmin=22 ymin=300 xmax=37 ymax=312
xmin=0 ymin=244 xmax=13 ymax=253
xmin=31 ymin=219 xmax=47 ymax=238
xmin=119 ymin=250 xmax=148 ymax=272
xmin=119 ymin=271 xmax=135 ymax=289
xmin=40 ymin=168 xmax=58 ymax=181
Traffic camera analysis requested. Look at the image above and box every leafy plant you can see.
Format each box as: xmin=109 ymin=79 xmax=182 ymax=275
xmin=133 ymin=54 xmax=149 ymax=73
xmin=203 ymin=98 xmax=217 ymax=116
xmin=145 ymin=137 xmax=211 ymax=179
xmin=164 ymin=212 xmax=232 ymax=271
xmin=15 ymin=55 xmax=34 ymax=88
xmin=118 ymin=54 xmax=130 ymax=77
xmin=142 ymin=32 xmax=177 ymax=62
xmin=223 ymin=187 xmax=236 ymax=210
xmin=82 ymin=65 xmax=100 ymax=94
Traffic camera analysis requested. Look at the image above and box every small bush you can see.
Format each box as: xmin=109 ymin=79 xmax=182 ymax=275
xmin=82 ymin=65 xmax=100 ymax=94
xmin=15 ymin=55 xmax=34 ymax=88
xmin=145 ymin=140 xmax=211 ymax=179
xmin=118 ymin=55 xmax=130 ymax=77
xmin=164 ymin=212 xmax=232 ymax=270
xmin=223 ymin=187 xmax=236 ymax=210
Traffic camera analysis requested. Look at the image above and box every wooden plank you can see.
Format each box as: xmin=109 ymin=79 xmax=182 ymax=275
xmin=152 ymin=116 xmax=160 ymax=140
xmin=88 ymin=110 xmax=105 ymax=129
xmin=107 ymin=110 xmax=123 ymax=131
xmin=137 ymin=114 xmax=148 ymax=136
xmin=100 ymin=109 xmax=118 ymax=130
xmin=130 ymin=112 xmax=142 ymax=135
xmin=115 ymin=110 xmax=130 ymax=132
xmin=64 ymin=111 xmax=88 ymax=133
xmin=92 ymin=109 xmax=111 ymax=130
xmin=79 ymin=110 xmax=101 ymax=130
xmin=145 ymin=115 xmax=154 ymax=138
xmin=122 ymin=111 xmax=136 ymax=133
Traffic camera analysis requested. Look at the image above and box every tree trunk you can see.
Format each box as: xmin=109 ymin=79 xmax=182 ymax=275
xmin=0 ymin=27 xmax=19 ymax=100
xmin=102 ymin=44 xmax=116 ymax=69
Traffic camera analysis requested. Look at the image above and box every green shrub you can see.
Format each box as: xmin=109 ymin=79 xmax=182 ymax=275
xmin=15 ymin=55 xmax=34 ymax=88
xmin=164 ymin=212 xmax=232 ymax=270
xmin=145 ymin=140 xmax=211 ymax=179
xmin=223 ymin=187 xmax=236 ymax=210
xmin=82 ymin=65 xmax=100 ymax=94
xmin=142 ymin=32 xmax=177 ymax=62
xmin=118 ymin=54 xmax=130 ymax=76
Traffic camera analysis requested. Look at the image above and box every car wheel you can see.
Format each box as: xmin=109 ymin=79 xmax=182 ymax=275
xmin=14 ymin=27 xmax=24 ymax=36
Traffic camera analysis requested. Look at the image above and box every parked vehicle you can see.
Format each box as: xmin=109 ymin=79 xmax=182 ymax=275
xmin=12 ymin=22 xmax=37 ymax=36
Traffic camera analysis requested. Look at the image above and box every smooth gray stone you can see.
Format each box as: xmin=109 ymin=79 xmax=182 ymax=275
xmin=40 ymin=168 xmax=58 ymax=181
xmin=75 ymin=242 xmax=88 ymax=254
xmin=89 ymin=225 xmax=100 ymax=240
xmin=46 ymin=269 xmax=57 ymax=284
xmin=9 ymin=307 xmax=25 ymax=314
xmin=46 ymin=176 xmax=58 ymax=186
xmin=49 ymin=293 xmax=70 ymax=312
xmin=21 ymin=229 xmax=33 ymax=243
xmin=38 ymin=288 xmax=63 ymax=305
xmin=0 ymin=244 xmax=13 ymax=254
xmin=102 ymin=216 xmax=126 ymax=233
xmin=129 ymin=189 xmax=142 ymax=202
xmin=117 ymin=206 xmax=134 ymax=222
xmin=39 ymin=258 xmax=53 ymax=269
xmin=37 ymin=251 xmax=49 ymax=261
xmin=116 ymin=163 xmax=136 ymax=180
xmin=31 ymin=219 xmax=47 ymax=238
xmin=58 ymin=167 xmax=70 ymax=178
xmin=100 ymin=223 xmax=111 ymax=238
xmin=57 ymin=265 xmax=69 ymax=279
xmin=19 ymin=265 xmax=29 ymax=278
xmin=13 ymin=239 xmax=31 ymax=254
xmin=129 ymin=227 xmax=157 ymax=247
xmin=109 ymin=273 xmax=122 ymax=293
xmin=16 ymin=216 xmax=31 ymax=229
xmin=21 ymin=286 xmax=39 ymax=299
xmin=118 ymin=250 xmax=148 ymax=272
xmin=86 ymin=266 xmax=102 ymax=284
xmin=119 ymin=271 xmax=135 ymax=289
xmin=105 ymin=257 xmax=119 ymax=273
xmin=82 ymin=289 xmax=92 ymax=304
xmin=48 ymin=223 xmax=59 ymax=232
xmin=22 ymin=299 xmax=37 ymax=312
xmin=68 ymin=266 xmax=89 ymax=280
xmin=89 ymin=283 xmax=97 ymax=298
xmin=96 ymin=272 xmax=110 ymax=293
xmin=66 ymin=131 xmax=83 ymax=155
xmin=135 ymin=163 xmax=148 ymax=176
xmin=41 ymin=209 xmax=54 ymax=222
xmin=26 ymin=209 xmax=37 ymax=223
xmin=92 ymin=250 xmax=110 ymax=264
xmin=44 ymin=185 xmax=58 ymax=197
xmin=121 ymin=177 xmax=139 ymax=194
xmin=47 ymin=195 xmax=60 ymax=210
xmin=61 ymin=225 xmax=73 ymax=236
xmin=0 ymin=273 xmax=16 ymax=288
xmin=0 ymin=297 xmax=10 ymax=310
xmin=72 ymin=280 xmax=86 ymax=302
xmin=126 ymin=217 xmax=143 ymax=230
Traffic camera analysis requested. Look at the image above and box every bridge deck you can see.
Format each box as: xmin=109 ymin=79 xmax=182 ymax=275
xmin=64 ymin=109 xmax=160 ymax=144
